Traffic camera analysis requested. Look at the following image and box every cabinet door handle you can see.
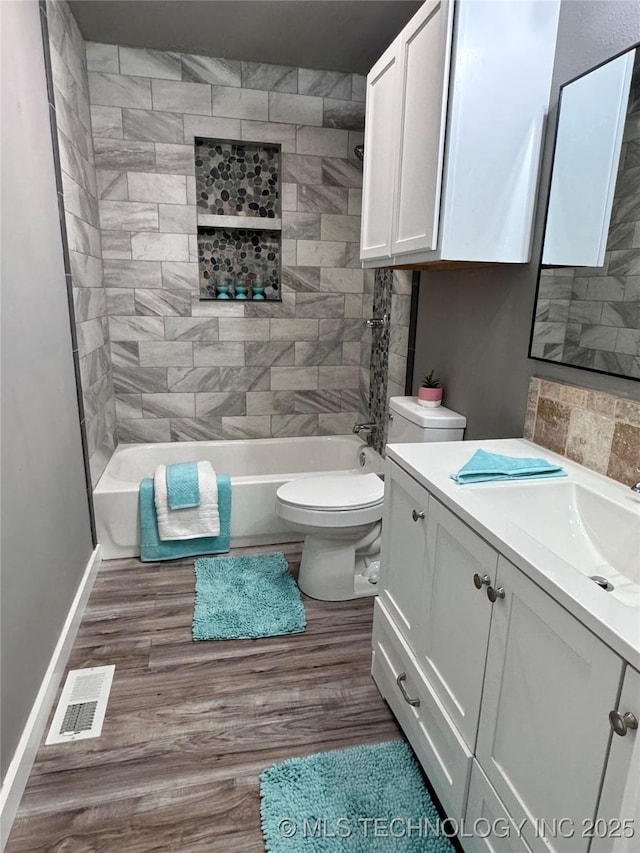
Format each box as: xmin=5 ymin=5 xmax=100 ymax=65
xmin=412 ymin=510 xmax=425 ymax=522
xmin=473 ymin=573 xmax=491 ymax=590
xmin=487 ymin=586 xmax=506 ymax=602
xmin=396 ymin=673 xmax=420 ymax=707
xmin=609 ymin=710 xmax=638 ymax=736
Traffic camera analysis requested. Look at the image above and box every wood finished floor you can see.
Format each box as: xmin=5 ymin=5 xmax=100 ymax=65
xmin=7 ymin=543 xmax=401 ymax=852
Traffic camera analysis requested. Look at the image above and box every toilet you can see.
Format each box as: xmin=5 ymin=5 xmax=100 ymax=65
xmin=275 ymin=396 xmax=466 ymax=601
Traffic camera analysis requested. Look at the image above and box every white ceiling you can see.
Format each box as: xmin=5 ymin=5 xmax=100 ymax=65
xmin=68 ymin=1 xmax=423 ymax=74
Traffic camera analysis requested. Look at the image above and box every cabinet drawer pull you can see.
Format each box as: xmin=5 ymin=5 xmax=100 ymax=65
xmin=412 ymin=510 xmax=425 ymax=522
xmin=396 ymin=673 xmax=420 ymax=707
xmin=609 ymin=710 xmax=638 ymax=736
xmin=487 ymin=586 xmax=505 ymax=602
xmin=473 ymin=573 xmax=490 ymax=590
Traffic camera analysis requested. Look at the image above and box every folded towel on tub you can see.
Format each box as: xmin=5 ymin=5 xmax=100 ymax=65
xmin=154 ymin=460 xmax=220 ymax=540
xmin=139 ymin=474 xmax=231 ymax=562
xmin=165 ymin=461 xmax=200 ymax=509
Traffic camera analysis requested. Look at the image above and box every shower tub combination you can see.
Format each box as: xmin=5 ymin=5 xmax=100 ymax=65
xmin=94 ymin=435 xmax=384 ymax=560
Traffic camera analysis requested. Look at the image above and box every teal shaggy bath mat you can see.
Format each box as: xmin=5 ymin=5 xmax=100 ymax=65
xmin=260 ymin=740 xmax=455 ymax=852
xmin=192 ymin=552 xmax=306 ymax=640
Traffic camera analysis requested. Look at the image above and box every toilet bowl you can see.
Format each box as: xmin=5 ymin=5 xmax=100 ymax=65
xmin=275 ymin=473 xmax=384 ymax=601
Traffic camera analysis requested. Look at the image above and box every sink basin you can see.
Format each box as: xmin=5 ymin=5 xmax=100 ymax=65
xmin=467 ymin=481 xmax=640 ymax=604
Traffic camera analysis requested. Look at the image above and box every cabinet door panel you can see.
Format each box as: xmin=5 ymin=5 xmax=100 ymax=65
xmin=392 ymin=0 xmax=453 ymax=256
xmin=477 ymin=557 xmax=623 ymax=853
xmin=379 ymin=462 xmax=429 ymax=645
xmin=464 ymin=760 xmax=536 ymax=853
xmin=591 ymin=665 xmax=640 ymax=853
xmin=360 ymin=39 xmax=400 ymax=261
xmin=420 ymin=498 xmax=498 ymax=751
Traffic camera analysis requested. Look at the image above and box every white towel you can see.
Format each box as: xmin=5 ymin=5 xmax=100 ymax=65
xmin=154 ymin=461 xmax=220 ymax=541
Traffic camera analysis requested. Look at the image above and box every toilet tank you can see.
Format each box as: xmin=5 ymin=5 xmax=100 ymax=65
xmin=388 ymin=396 xmax=466 ymax=443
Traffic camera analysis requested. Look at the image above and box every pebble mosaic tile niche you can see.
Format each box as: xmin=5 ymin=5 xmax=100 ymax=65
xmin=195 ymin=137 xmax=282 ymax=301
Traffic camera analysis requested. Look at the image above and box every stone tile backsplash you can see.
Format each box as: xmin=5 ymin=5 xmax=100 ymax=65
xmin=524 ymin=377 xmax=640 ymax=486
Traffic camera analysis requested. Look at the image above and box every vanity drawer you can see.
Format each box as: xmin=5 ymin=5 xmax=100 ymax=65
xmin=372 ymin=598 xmax=472 ymax=821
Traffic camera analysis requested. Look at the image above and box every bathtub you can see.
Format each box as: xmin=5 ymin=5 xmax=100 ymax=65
xmin=94 ymin=435 xmax=384 ymax=560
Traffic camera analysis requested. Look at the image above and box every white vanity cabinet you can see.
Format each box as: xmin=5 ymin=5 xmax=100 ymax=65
xmin=360 ymin=0 xmax=560 ymax=268
xmin=373 ymin=456 xmax=633 ymax=853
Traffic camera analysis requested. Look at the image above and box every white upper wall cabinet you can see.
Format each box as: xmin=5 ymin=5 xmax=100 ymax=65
xmin=360 ymin=0 xmax=561 ymax=268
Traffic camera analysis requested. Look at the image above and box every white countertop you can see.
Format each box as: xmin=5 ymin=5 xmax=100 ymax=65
xmin=386 ymin=438 xmax=640 ymax=670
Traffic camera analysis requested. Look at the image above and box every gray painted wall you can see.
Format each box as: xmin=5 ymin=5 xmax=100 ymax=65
xmin=1 ymin=0 xmax=94 ymax=778
xmin=414 ymin=0 xmax=640 ymax=441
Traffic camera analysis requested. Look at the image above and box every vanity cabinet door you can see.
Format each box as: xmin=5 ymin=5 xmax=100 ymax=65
xmin=418 ymin=497 xmax=498 ymax=750
xmin=591 ymin=665 xmax=640 ymax=853
xmin=476 ymin=556 xmax=624 ymax=853
xmin=379 ymin=461 xmax=429 ymax=646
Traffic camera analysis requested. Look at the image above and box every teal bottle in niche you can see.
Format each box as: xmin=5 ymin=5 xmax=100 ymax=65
xmin=252 ymin=275 xmax=265 ymax=300
xmin=216 ymin=277 xmax=231 ymax=300
xmin=234 ymin=276 xmax=248 ymax=300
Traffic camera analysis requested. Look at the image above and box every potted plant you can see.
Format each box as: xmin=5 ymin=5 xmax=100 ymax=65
xmin=417 ymin=370 xmax=443 ymax=408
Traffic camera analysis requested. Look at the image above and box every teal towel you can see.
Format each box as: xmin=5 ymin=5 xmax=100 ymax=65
xmin=165 ymin=461 xmax=200 ymax=509
xmin=451 ymin=449 xmax=566 ymax=484
xmin=139 ymin=473 xmax=231 ymax=562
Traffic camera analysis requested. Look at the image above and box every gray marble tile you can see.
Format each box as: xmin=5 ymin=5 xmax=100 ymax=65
xmin=166 ymin=318 xmax=219 ymax=341
xmin=167 ymin=367 xmax=221 ymax=392
xmin=296 ymin=126 xmax=348 ymax=158
xmin=54 ymin=86 xmax=92 ymax=159
xmin=155 ymin=143 xmax=195 ymax=175
xmin=244 ymin=293 xmax=296 ymax=318
xmin=113 ymin=365 xmax=168 ymax=393
xmin=293 ymin=390 xmax=342 ymax=413
xmin=297 ymin=184 xmax=348 ymax=214
xmin=244 ymin=342 xmax=295 ymax=366
xmin=91 ymin=105 xmax=123 ymax=138
xmin=608 ymin=249 xmax=640 ymax=277
xmin=342 ymin=342 xmax=361 ymax=365
xmin=318 ymin=365 xmax=360 ymax=389
xmin=131 ymin=232 xmax=189 ymax=262
xmin=106 ymin=288 xmax=135 ymax=315
xmin=568 ymin=300 xmax=604 ymax=324
xmin=321 ymin=213 xmax=361 ymax=242
xmin=323 ymin=99 xmax=366 ymax=131
xmin=294 ymin=341 xmax=343 ymax=366
xmin=347 ymin=131 xmax=365 ymax=166
xmin=79 ymin=344 xmax=111 ymax=388
xmin=73 ymin=287 xmax=106 ymax=323
xmin=344 ymin=294 xmax=363 ymax=319
xmin=161 ymin=261 xmax=200 ymax=290
xmin=218 ymin=318 xmax=270 ymax=341
xmin=119 ymin=47 xmax=182 ymax=80
xmin=269 ymin=92 xmax=322 ymax=126
xmin=122 ymin=108 xmax=184 ymax=143
xmin=592 ymin=350 xmax=633 ymax=373
xmin=298 ymin=69 xmax=351 ymax=100
xmin=341 ymin=389 xmax=361 ymax=411
xmin=152 ymin=79 xmax=211 ymax=115
xmin=77 ymin=318 xmax=104 ymax=357
xmin=94 ymin=138 xmax=155 ymax=171
xmin=281 ymin=239 xmax=296 ymax=266
xmin=318 ymin=412 xmax=359 ymax=434
xmin=118 ymin=418 xmax=171 ymax=443
xmin=322 ymin=157 xmax=363 ymax=188
xmin=351 ymin=74 xmax=366 ymax=103
xmin=240 ymin=120 xmax=297 ymax=153
xmin=606 ymin=222 xmax=635 ymax=251
xmin=270 ymin=319 xmax=319 ymax=341
xmin=319 ymin=318 xmax=363 ymax=341
xmin=222 ymin=416 xmax=272 ymax=439
xmin=102 ymin=232 xmax=132 ymax=259
xmin=282 ymin=154 xmax=323 ymax=185
xmin=169 ymin=417 xmax=224 ymax=441
xmin=241 ymin=62 xmax=297 ymax=93
xmin=109 ymin=315 xmax=165 ymax=341
xmin=246 ymin=391 xmax=295 ymax=415
xmin=142 ymin=392 xmax=195 ymax=417
xmin=96 ymin=170 xmax=128 ymax=200
xmin=86 ymin=42 xmax=119 ymax=74
xmin=295 ymin=293 xmax=344 ymax=319
xmin=209 ymin=85 xmax=269 ymax=121
xmin=135 ymin=289 xmax=191 ymax=317
xmin=183 ymin=115 xmax=241 ymax=143
xmin=182 ymin=54 xmax=241 ymax=86
xmin=281 ymin=183 xmax=297 ymax=211
xmin=391 ymin=293 xmax=411 ymax=326
xmin=579 ymin=325 xmax=619 ymax=350
xmin=110 ymin=341 xmax=140 ymax=366
xmin=218 ymin=366 xmax=270 ymax=391
xmin=193 ymin=342 xmax=245 ymax=366
xmin=89 ymin=72 xmax=152 ymax=109
xmin=59 ymin=132 xmax=97 ymax=195
xmin=282 ymin=212 xmax=321 ymax=239
xmin=66 ymin=214 xmax=101 ymax=256
xmin=195 ymin=392 xmax=246 ymax=417
xmin=390 ymin=324 xmax=409 ymax=356
xmin=99 ymin=199 xmax=159 ymax=230
xmin=271 ymin=366 xmax=318 ymax=390
xmin=271 ymin=414 xmax=319 ymax=437
xmin=128 ymin=172 xmax=187 ymax=204
xmin=115 ymin=394 xmax=143 ymax=420
xmin=321 ymin=268 xmax=364 ymax=293
xmin=601 ymin=301 xmax=640 ymax=327
xmin=61 ymin=171 xmax=99 ymax=224
xmin=104 ymin=259 xmax=162 ymax=288
xmin=616 ymin=328 xmax=640 ymax=355
xmin=296 ymin=240 xmax=346 ymax=268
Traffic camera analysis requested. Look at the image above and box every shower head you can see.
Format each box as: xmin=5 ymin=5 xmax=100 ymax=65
xmin=354 ymin=144 xmax=364 ymax=162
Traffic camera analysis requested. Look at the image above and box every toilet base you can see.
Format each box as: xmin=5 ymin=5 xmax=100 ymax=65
xmin=298 ymin=531 xmax=381 ymax=601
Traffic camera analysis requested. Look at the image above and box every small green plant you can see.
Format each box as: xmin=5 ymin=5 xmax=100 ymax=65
xmin=421 ymin=370 xmax=441 ymax=389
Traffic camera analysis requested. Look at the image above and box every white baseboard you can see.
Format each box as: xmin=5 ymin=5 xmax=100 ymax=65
xmin=0 ymin=545 xmax=102 ymax=851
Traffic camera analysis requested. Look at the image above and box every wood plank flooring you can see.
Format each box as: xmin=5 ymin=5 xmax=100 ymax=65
xmin=6 ymin=543 xmax=401 ymax=852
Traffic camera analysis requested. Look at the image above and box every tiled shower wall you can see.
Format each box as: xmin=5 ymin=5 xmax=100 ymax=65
xmin=47 ymin=1 xmax=116 ymax=484
xmin=86 ymin=40 xmax=377 ymax=441
xmin=524 ymin=377 xmax=640 ymax=486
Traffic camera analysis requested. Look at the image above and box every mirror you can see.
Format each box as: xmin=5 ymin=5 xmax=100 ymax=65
xmin=530 ymin=44 xmax=640 ymax=381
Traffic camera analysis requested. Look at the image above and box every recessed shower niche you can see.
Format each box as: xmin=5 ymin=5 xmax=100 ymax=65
xmin=194 ymin=137 xmax=282 ymax=301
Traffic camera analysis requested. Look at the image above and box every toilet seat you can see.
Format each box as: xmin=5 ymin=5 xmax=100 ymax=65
xmin=276 ymin=473 xmax=384 ymax=528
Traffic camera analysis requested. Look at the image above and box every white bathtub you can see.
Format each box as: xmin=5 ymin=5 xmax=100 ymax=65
xmin=94 ymin=435 xmax=384 ymax=560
